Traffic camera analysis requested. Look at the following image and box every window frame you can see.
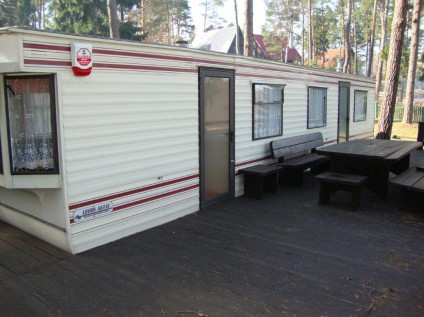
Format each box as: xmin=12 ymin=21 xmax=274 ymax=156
xmin=353 ymin=90 xmax=368 ymax=122
xmin=4 ymin=74 xmax=60 ymax=175
xmin=252 ymin=83 xmax=284 ymax=141
xmin=307 ymin=86 xmax=327 ymax=129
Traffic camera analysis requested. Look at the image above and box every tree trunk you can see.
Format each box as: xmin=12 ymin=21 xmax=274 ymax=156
xmin=353 ymin=19 xmax=358 ymax=75
xmin=376 ymin=0 xmax=408 ymax=139
xmin=107 ymin=0 xmax=120 ymax=39
xmin=243 ymin=0 xmax=253 ymax=57
xmin=234 ymin=0 xmax=242 ymax=55
xmin=343 ymin=0 xmax=352 ymax=73
xmin=367 ymin=0 xmax=378 ymax=77
xmin=308 ymin=0 xmax=314 ymax=66
xmin=402 ymin=0 xmax=422 ymax=123
xmin=375 ymin=0 xmax=390 ymax=101
xmin=302 ymin=7 xmax=305 ymax=65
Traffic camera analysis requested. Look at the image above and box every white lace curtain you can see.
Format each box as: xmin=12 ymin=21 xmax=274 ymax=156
xmin=354 ymin=91 xmax=367 ymax=121
xmin=6 ymin=77 xmax=55 ymax=173
xmin=308 ymin=87 xmax=327 ymax=128
xmin=254 ymin=85 xmax=283 ymax=139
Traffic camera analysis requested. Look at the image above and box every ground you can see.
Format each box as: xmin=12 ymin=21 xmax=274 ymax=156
xmin=374 ymin=122 xmax=419 ymax=140
xmin=1 ymin=150 xmax=424 ymax=316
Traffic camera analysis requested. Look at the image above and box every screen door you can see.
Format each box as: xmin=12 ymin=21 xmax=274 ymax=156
xmin=199 ymin=68 xmax=235 ymax=207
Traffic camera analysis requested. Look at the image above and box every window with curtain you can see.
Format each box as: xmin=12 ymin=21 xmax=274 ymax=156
xmin=253 ymin=84 xmax=284 ymax=140
xmin=5 ymin=75 xmax=59 ymax=174
xmin=308 ymin=87 xmax=327 ymax=129
xmin=354 ymin=90 xmax=367 ymax=122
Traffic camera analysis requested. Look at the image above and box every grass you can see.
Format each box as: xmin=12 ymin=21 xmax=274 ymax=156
xmin=374 ymin=122 xmax=419 ymax=140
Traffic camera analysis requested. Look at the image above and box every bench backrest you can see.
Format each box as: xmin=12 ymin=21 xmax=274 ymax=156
xmin=270 ymin=132 xmax=325 ymax=161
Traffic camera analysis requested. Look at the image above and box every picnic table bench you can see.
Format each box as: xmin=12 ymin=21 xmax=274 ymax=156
xmin=270 ymin=132 xmax=330 ymax=186
xmin=390 ymin=160 xmax=424 ymax=211
xmin=239 ymin=165 xmax=283 ymax=199
xmin=316 ymin=172 xmax=368 ymax=211
xmin=316 ymin=139 xmax=422 ymax=199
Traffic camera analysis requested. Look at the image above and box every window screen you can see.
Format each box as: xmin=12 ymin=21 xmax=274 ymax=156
xmin=5 ymin=75 xmax=59 ymax=174
xmin=308 ymin=87 xmax=327 ymax=129
xmin=253 ymin=84 xmax=284 ymax=140
xmin=354 ymin=90 xmax=367 ymax=122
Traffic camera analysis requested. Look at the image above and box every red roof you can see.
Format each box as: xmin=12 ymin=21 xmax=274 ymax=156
xmin=254 ymin=34 xmax=268 ymax=58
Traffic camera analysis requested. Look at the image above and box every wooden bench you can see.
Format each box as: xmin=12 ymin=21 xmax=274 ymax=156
xmin=270 ymin=132 xmax=330 ymax=186
xmin=239 ymin=165 xmax=283 ymax=199
xmin=316 ymin=172 xmax=368 ymax=211
xmin=390 ymin=160 xmax=424 ymax=211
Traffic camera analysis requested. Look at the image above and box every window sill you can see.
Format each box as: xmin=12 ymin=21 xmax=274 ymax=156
xmin=0 ymin=174 xmax=61 ymax=189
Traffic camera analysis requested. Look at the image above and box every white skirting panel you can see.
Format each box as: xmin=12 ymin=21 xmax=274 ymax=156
xmin=0 ymin=205 xmax=72 ymax=253
xmin=70 ymin=196 xmax=199 ymax=254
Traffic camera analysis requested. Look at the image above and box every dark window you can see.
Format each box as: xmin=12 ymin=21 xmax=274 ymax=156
xmin=354 ymin=90 xmax=367 ymax=122
xmin=4 ymin=75 xmax=59 ymax=175
xmin=308 ymin=87 xmax=327 ymax=129
xmin=253 ymin=84 xmax=284 ymax=140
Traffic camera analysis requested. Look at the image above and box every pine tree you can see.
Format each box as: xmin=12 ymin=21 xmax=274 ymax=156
xmin=402 ymin=0 xmax=422 ymax=123
xmin=376 ymin=0 xmax=408 ymax=139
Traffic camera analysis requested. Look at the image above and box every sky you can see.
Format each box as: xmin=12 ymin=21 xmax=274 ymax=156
xmin=188 ymin=0 xmax=267 ymax=35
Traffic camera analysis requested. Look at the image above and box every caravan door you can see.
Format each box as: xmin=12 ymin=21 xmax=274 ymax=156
xmin=199 ymin=68 xmax=235 ymax=208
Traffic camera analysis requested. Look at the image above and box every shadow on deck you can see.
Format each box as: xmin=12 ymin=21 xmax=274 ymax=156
xmin=1 ymin=151 xmax=424 ymax=316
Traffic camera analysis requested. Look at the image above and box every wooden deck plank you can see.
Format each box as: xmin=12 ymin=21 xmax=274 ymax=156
xmin=0 ymin=222 xmax=69 ymax=260
xmin=1 ymin=150 xmax=424 ymax=316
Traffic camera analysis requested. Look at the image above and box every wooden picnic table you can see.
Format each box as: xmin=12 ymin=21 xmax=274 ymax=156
xmin=316 ymin=139 xmax=422 ymax=199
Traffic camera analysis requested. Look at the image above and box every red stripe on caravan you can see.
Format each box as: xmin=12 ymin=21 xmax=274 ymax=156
xmin=24 ymin=59 xmax=71 ymax=67
xmin=235 ymin=156 xmax=273 ymax=168
xmin=23 ymin=43 xmax=71 ymax=52
xmin=23 ymin=42 xmax=234 ymax=68
xmin=94 ymin=48 xmax=235 ymax=67
xmin=114 ymin=184 xmax=199 ymax=212
xmin=94 ymin=62 xmax=196 ymax=73
xmin=69 ymin=174 xmax=199 ymax=210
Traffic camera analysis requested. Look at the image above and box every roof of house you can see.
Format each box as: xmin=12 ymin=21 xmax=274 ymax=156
xmin=285 ymin=46 xmax=301 ymax=62
xmin=191 ymin=26 xmax=268 ymax=58
xmin=253 ymin=35 xmax=268 ymax=58
xmin=191 ymin=26 xmax=238 ymax=53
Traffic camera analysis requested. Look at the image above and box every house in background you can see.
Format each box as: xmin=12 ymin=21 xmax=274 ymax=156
xmin=191 ymin=26 xmax=268 ymax=59
xmin=266 ymin=45 xmax=302 ymax=64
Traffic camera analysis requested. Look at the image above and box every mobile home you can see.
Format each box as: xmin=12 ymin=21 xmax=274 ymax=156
xmin=0 ymin=27 xmax=375 ymax=254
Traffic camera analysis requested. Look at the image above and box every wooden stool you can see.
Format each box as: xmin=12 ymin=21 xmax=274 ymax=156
xmin=316 ymin=172 xmax=368 ymax=211
xmin=239 ymin=165 xmax=283 ymax=199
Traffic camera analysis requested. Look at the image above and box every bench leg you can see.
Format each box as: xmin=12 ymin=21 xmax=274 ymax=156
xmin=319 ymin=182 xmax=331 ymax=205
xmin=264 ymin=173 xmax=278 ymax=193
xmin=249 ymin=175 xmax=263 ymax=200
xmin=351 ymin=186 xmax=361 ymax=211
xmin=244 ymin=174 xmax=262 ymax=199
xmin=319 ymin=182 xmax=363 ymax=210
xmin=245 ymin=174 xmax=278 ymax=200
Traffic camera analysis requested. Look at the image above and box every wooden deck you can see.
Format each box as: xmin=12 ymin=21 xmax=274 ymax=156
xmin=1 ymin=151 xmax=424 ymax=316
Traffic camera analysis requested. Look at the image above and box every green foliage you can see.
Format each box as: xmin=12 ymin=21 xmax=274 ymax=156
xmin=0 ymin=0 xmax=37 ymax=27
xmin=119 ymin=21 xmax=142 ymax=41
xmin=48 ymin=0 xmax=109 ymax=36
xmin=313 ymin=1 xmax=336 ymax=57
xmin=142 ymin=0 xmax=194 ymax=44
xmin=0 ymin=0 xmax=18 ymax=27
xmin=263 ymin=0 xmax=302 ymax=61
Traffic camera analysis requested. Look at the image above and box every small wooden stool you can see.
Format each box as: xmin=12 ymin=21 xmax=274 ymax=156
xmin=239 ymin=165 xmax=283 ymax=199
xmin=316 ymin=172 xmax=368 ymax=210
